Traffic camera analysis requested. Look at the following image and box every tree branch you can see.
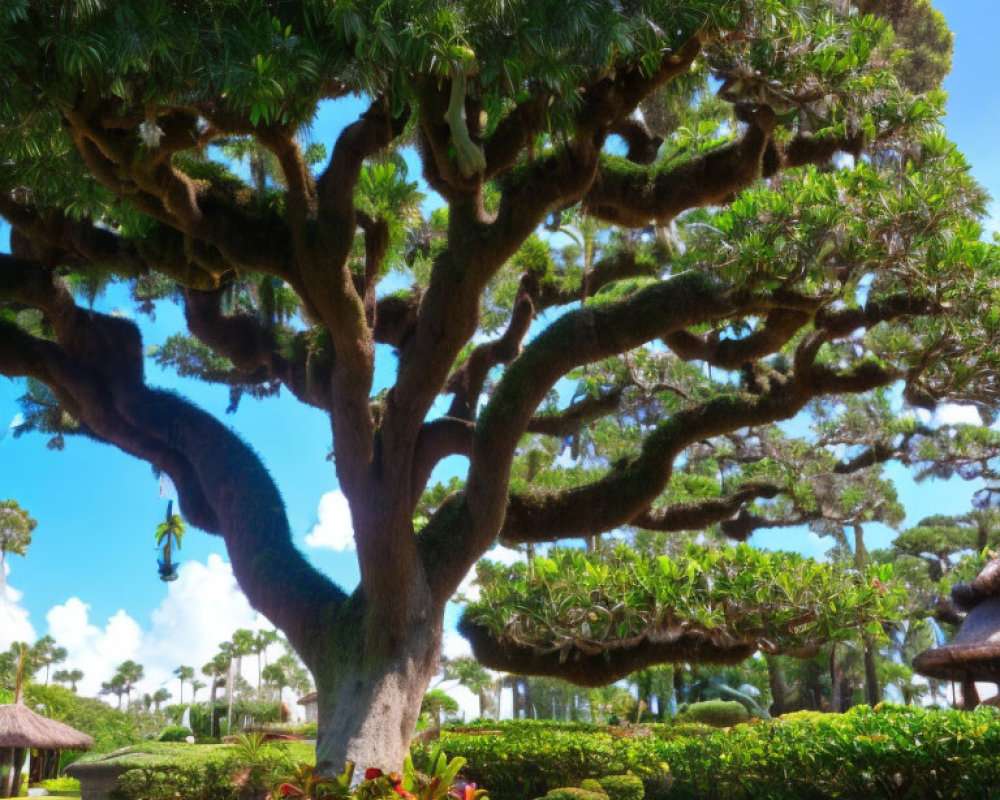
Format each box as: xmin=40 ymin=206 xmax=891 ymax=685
xmin=411 ymin=417 xmax=475 ymax=504
xmin=458 ymin=616 xmax=755 ymax=687
xmin=582 ymin=104 xmax=778 ymax=228
xmin=182 ymin=288 xmax=335 ymax=411
xmin=446 ymin=274 xmax=537 ymax=419
xmin=629 ymin=482 xmax=782 ymax=534
xmin=525 ymin=388 xmax=624 ymax=438
xmin=0 ymin=264 xmax=343 ymax=657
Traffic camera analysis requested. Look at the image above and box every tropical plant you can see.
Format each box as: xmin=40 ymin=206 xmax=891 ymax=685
xmin=100 ymin=674 xmax=128 ymax=710
xmin=462 ymin=545 xmax=905 ymax=680
xmin=153 ymin=688 xmax=172 ymax=712
xmin=31 ymin=635 xmax=67 ymax=687
xmin=52 ymin=668 xmax=84 ymax=693
xmin=174 ymin=665 xmax=196 ymax=704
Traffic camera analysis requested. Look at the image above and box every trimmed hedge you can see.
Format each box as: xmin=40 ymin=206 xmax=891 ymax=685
xmin=440 ymin=706 xmax=1000 ymax=800
xmin=597 ymin=774 xmax=644 ymax=800
xmin=157 ymin=725 xmax=193 ymax=742
xmin=542 ymin=790 xmax=606 ymax=800
xmin=675 ymin=701 xmax=749 ymax=728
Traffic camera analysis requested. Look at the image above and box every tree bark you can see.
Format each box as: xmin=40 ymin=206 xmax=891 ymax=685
xmin=312 ymin=606 xmax=441 ymax=773
xmin=863 ymin=640 xmax=881 ymax=706
xmin=766 ymin=655 xmax=787 ymax=716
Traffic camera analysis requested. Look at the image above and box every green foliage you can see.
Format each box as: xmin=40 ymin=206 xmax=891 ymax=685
xmin=157 ymin=725 xmax=193 ymax=742
xmin=34 ymin=777 xmax=81 ymax=795
xmin=113 ymin=760 xmax=238 ymax=800
xmin=440 ymin=708 xmax=1000 ymax=800
xmin=541 ymin=790 xmax=606 ymax=800
xmin=595 ymin=775 xmax=643 ymax=800
xmin=437 ymin=722 xmax=671 ymax=800
xmin=0 ymin=498 xmax=36 ymax=558
xmin=464 ymin=545 xmax=906 ymax=656
xmin=24 ymin=684 xmax=140 ymax=755
xmin=109 ymin=739 xmax=296 ymax=800
xmin=674 ymin=701 xmax=748 ymax=728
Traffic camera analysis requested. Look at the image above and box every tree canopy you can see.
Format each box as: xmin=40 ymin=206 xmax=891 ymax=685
xmin=0 ymin=0 xmax=995 ymax=771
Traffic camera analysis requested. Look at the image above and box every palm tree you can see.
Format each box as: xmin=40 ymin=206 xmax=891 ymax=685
xmin=152 ymin=688 xmax=171 ymax=712
xmin=190 ymin=679 xmax=206 ymax=702
xmin=100 ymin=674 xmax=128 ymax=709
xmin=32 ymin=636 xmax=67 ymax=687
xmin=252 ymin=630 xmax=279 ymax=692
xmin=261 ymin=664 xmax=287 ymax=704
xmin=202 ymin=656 xmax=229 ymax=737
xmin=155 ymin=501 xmax=186 ymax=582
xmin=173 ymin=665 xmax=195 ymax=703
xmin=112 ymin=660 xmax=144 ymax=709
xmin=52 ymin=668 xmax=84 ymax=692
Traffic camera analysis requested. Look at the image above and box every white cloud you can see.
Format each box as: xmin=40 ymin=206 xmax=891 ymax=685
xmin=441 ymin=630 xmax=472 ymax=660
xmin=933 ymin=404 xmax=982 ymax=427
xmin=454 ymin=544 xmax=522 ymax=603
xmin=305 ymin=490 xmax=355 ymax=551
xmin=0 ymin=567 xmax=36 ymax=650
xmin=45 ymin=555 xmax=286 ymax=704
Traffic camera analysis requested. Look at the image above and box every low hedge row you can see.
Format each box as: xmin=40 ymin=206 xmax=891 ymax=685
xmin=439 ymin=705 xmax=1000 ymax=800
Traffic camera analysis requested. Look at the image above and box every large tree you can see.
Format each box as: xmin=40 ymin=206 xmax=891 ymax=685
xmin=0 ymin=0 xmax=996 ymax=772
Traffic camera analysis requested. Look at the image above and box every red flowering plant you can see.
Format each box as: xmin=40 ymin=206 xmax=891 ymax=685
xmin=269 ymin=748 xmax=489 ymax=800
xmin=268 ymin=762 xmax=354 ymax=800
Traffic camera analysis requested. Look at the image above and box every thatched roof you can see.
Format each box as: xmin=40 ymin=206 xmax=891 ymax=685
xmin=0 ymin=703 xmax=94 ymax=750
xmin=914 ymin=595 xmax=1000 ymax=682
xmin=297 ymin=691 xmax=317 ymax=706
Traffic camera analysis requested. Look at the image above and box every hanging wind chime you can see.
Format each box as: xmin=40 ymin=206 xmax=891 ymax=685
xmin=155 ymin=500 xmax=185 ymax=582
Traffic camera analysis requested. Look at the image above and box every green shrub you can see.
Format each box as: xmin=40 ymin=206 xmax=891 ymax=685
xmin=112 ymin=762 xmax=234 ymax=800
xmin=34 ymin=777 xmax=81 ymax=795
xmin=578 ymin=780 xmax=605 ymax=794
xmin=596 ymin=775 xmax=643 ymax=800
xmin=157 ymin=725 xmax=193 ymax=742
xmin=439 ymin=724 xmax=669 ymax=800
xmin=674 ymin=701 xmax=748 ymax=728
xmin=438 ymin=707 xmax=1000 ymax=800
xmin=23 ymin=685 xmax=140 ymax=756
xmin=542 ymin=789 xmax=606 ymax=800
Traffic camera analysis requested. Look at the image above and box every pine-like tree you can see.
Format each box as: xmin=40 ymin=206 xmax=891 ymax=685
xmin=1 ymin=0 xmax=996 ymax=771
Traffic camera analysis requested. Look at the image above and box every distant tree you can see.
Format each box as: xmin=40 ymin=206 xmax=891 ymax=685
xmin=110 ymin=661 xmax=144 ymax=709
xmin=173 ymin=665 xmax=195 ymax=704
xmin=252 ymin=630 xmax=280 ymax=691
xmin=190 ymin=679 xmax=206 ymax=702
xmin=202 ymin=654 xmax=229 ymax=706
xmin=152 ymin=687 xmax=171 ymax=712
xmin=442 ymin=656 xmax=494 ymax=718
xmin=52 ymin=668 xmax=84 ymax=693
xmin=420 ymin=688 xmax=459 ymax=732
xmin=0 ymin=500 xmax=35 ymax=598
xmin=100 ymin=674 xmax=128 ymax=709
xmin=261 ymin=664 xmax=287 ymax=704
xmin=31 ymin=636 xmax=67 ymax=687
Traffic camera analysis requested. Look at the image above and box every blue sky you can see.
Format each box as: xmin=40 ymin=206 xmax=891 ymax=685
xmin=0 ymin=0 xmax=996 ymax=700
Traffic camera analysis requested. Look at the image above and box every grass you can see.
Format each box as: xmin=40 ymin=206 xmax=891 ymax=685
xmin=74 ymin=740 xmax=315 ymax=768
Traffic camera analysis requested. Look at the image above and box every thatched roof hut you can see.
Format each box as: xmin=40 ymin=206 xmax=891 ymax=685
xmin=1 ymin=702 xmax=94 ymax=798
xmin=914 ymin=558 xmax=1000 ymax=709
xmin=0 ymin=704 xmax=95 ymax=751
